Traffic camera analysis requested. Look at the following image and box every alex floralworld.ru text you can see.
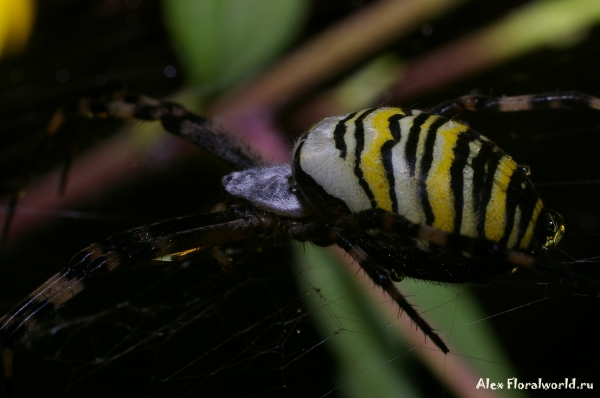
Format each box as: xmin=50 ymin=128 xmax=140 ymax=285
xmin=476 ymin=378 xmax=593 ymax=390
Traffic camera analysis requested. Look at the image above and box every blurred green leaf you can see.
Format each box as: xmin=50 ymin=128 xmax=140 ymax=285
xmin=163 ymin=0 xmax=308 ymax=88
xmin=293 ymin=244 xmax=422 ymax=398
xmin=293 ymin=244 xmax=527 ymax=398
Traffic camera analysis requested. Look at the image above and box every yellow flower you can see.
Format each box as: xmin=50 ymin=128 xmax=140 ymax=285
xmin=0 ymin=0 xmax=35 ymax=58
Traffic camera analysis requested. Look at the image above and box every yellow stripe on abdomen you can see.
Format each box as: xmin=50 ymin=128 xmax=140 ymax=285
xmin=485 ymin=156 xmax=518 ymax=242
xmin=427 ymin=120 xmax=467 ymax=232
xmin=361 ymin=108 xmax=406 ymax=212
xmin=520 ymin=198 xmax=544 ymax=249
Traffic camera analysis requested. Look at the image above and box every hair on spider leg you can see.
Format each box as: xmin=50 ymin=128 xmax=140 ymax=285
xmin=2 ymin=91 xmax=600 ymax=395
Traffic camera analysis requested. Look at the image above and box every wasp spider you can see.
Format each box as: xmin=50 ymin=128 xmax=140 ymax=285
xmin=1 ymin=91 xmax=599 ymax=393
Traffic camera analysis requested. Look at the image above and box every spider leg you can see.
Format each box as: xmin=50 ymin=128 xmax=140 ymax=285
xmin=332 ymin=227 xmax=449 ymax=354
xmin=0 ymin=113 xmax=88 ymax=248
xmin=84 ymin=93 xmax=266 ymax=170
xmin=40 ymin=93 xmax=265 ymax=170
xmin=1 ymin=93 xmax=266 ymax=246
xmin=0 ymin=205 xmax=279 ymax=388
xmin=286 ymin=219 xmax=450 ymax=353
xmin=428 ymin=91 xmax=600 ymax=119
xmin=353 ymin=208 xmax=600 ymax=288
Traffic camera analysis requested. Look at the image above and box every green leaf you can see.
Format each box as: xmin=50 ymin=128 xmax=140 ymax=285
xmin=163 ymin=0 xmax=308 ymax=88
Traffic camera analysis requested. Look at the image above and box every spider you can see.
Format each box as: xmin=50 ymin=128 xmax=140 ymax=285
xmin=1 ymin=91 xmax=599 ymax=393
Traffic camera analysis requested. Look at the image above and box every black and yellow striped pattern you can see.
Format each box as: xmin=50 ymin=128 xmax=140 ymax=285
xmin=293 ymin=107 xmax=544 ymax=251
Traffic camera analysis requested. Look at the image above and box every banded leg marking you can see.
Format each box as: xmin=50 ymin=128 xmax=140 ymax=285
xmin=428 ymin=92 xmax=600 ymax=119
xmin=1 ymin=93 xmax=266 ymax=246
xmin=0 ymin=207 xmax=274 ymax=344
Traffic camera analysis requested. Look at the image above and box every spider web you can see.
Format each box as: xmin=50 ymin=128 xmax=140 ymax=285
xmin=2 ymin=107 xmax=599 ymax=398
xmin=0 ymin=153 xmax=338 ymax=397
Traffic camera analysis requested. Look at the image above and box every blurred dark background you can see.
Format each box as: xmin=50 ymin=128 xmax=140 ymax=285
xmin=0 ymin=1 xmax=599 ymax=397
